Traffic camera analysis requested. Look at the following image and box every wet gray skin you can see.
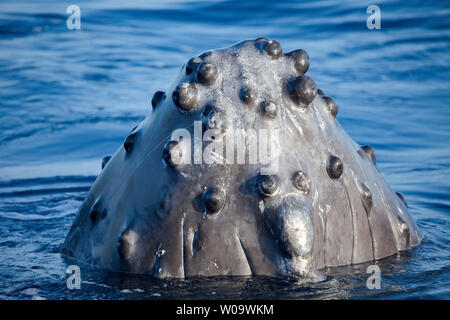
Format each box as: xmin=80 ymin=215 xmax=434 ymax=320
xmin=63 ymin=38 xmax=422 ymax=279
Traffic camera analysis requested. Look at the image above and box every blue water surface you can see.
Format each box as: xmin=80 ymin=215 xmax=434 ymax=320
xmin=0 ymin=0 xmax=449 ymax=299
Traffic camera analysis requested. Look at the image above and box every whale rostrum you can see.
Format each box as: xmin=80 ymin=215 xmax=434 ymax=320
xmin=63 ymin=38 xmax=422 ymax=279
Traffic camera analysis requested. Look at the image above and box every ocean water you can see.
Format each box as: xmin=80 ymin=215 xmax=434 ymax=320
xmin=0 ymin=0 xmax=449 ymax=300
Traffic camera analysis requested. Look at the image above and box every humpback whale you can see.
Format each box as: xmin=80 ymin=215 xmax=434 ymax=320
xmin=63 ymin=38 xmax=422 ymax=279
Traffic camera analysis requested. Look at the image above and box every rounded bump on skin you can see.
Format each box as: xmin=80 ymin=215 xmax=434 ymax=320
xmin=101 ymin=156 xmax=111 ymax=169
xmin=163 ymin=140 xmax=183 ymax=167
xmin=286 ymin=49 xmax=310 ymax=75
xmin=197 ymin=62 xmax=218 ymax=86
xmin=203 ymin=187 xmax=226 ymax=214
xmin=255 ymin=36 xmax=268 ymax=42
xmin=240 ymin=86 xmax=257 ymax=106
xmin=360 ymin=183 xmax=373 ymax=214
xmin=281 ymin=207 xmax=314 ymax=258
xmin=151 ymin=91 xmax=166 ymax=109
xmin=399 ymin=220 xmax=409 ymax=235
xmin=117 ymin=228 xmax=138 ymax=260
xmin=263 ymin=40 xmax=282 ymax=59
xmin=199 ymin=51 xmax=213 ymax=59
xmin=261 ymin=100 xmax=278 ymax=118
xmin=265 ymin=195 xmax=314 ymax=260
xmin=396 ymin=215 xmax=411 ymax=249
xmin=186 ymin=57 xmax=202 ymax=75
xmin=205 ymin=108 xmax=225 ymax=131
xmin=202 ymin=106 xmax=227 ymax=141
xmin=257 ymin=174 xmax=280 ymax=198
xmin=361 ymin=145 xmax=376 ymax=166
xmin=90 ymin=199 xmax=107 ymax=223
xmin=287 ymin=76 xmax=317 ymax=107
xmin=172 ymin=82 xmax=198 ymax=112
xmin=292 ymin=171 xmax=310 ymax=195
xmin=124 ymin=131 xmax=138 ymax=153
xmin=396 ymin=192 xmax=408 ymax=207
xmin=322 ymin=96 xmax=338 ymax=118
xmin=398 ymin=219 xmax=410 ymax=238
xmin=326 ymin=155 xmax=343 ymax=179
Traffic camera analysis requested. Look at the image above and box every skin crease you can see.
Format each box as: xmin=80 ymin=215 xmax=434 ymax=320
xmin=63 ymin=38 xmax=422 ymax=279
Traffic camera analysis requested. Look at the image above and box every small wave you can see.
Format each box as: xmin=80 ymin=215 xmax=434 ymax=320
xmin=0 ymin=198 xmax=82 ymax=221
xmin=21 ymin=288 xmax=39 ymax=295
xmin=0 ymin=176 xmax=95 ymax=188
xmin=82 ymin=280 xmax=111 ymax=289
xmin=0 ymin=209 xmax=77 ymax=221
xmin=0 ymin=186 xmax=90 ymax=199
